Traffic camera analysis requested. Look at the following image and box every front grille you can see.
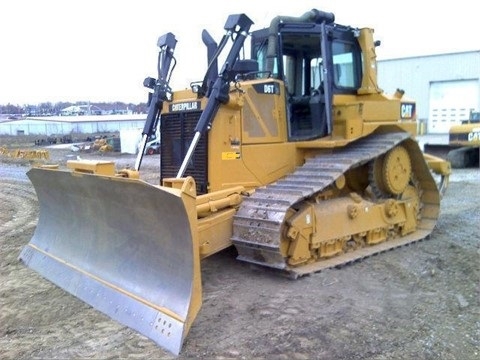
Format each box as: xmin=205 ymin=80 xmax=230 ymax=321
xmin=161 ymin=111 xmax=208 ymax=194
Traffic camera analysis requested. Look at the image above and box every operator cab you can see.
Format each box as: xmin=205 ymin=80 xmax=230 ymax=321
xmin=251 ymin=21 xmax=363 ymax=141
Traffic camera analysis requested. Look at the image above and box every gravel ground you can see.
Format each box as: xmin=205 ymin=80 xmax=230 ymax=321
xmin=0 ymin=144 xmax=479 ymax=359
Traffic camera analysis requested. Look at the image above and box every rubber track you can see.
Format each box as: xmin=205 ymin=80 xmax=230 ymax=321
xmin=231 ymin=132 xmax=440 ymax=278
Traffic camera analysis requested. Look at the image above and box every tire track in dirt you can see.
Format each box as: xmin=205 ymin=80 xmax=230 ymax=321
xmin=1 ymin=163 xmax=478 ymax=359
xmin=0 ymin=177 xmax=43 ymax=359
xmin=0 ymin=179 xmax=38 ymax=239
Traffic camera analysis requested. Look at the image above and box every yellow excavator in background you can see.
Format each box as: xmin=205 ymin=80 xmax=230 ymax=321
xmin=19 ymin=9 xmax=451 ymax=355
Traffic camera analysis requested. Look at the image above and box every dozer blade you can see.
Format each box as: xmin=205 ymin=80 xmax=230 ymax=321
xmin=19 ymin=167 xmax=201 ymax=355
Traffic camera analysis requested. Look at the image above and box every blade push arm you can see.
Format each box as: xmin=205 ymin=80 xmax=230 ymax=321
xmin=176 ymin=14 xmax=254 ymax=178
xmin=135 ymin=32 xmax=177 ymax=171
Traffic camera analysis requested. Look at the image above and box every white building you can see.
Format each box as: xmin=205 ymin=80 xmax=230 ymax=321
xmin=60 ymin=105 xmax=103 ymax=116
xmin=377 ymin=50 xmax=480 ymax=134
xmin=0 ymin=114 xmax=146 ymax=136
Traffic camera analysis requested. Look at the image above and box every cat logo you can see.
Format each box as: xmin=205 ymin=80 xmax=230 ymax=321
xmin=400 ymin=103 xmax=415 ymax=119
xmin=468 ymin=128 xmax=480 ymax=142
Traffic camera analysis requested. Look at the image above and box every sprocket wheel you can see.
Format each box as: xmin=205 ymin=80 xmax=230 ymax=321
xmin=369 ymin=145 xmax=412 ymax=198
xmin=382 ymin=145 xmax=412 ymax=195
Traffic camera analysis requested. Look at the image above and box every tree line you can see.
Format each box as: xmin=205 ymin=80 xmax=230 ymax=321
xmin=0 ymin=101 xmax=148 ymax=117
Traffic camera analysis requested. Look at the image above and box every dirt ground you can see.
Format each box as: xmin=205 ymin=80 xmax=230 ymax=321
xmin=0 ymin=142 xmax=479 ymax=359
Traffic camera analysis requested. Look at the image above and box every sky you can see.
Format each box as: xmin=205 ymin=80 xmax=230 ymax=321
xmin=0 ymin=0 xmax=477 ymax=106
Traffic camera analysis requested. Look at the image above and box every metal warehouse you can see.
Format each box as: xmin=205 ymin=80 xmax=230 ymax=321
xmin=0 ymin=114 xmax=147 ymax=136
xmin=377 ymin=50 xmax=480 ymax=134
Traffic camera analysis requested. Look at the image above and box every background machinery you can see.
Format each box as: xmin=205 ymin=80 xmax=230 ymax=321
xmin=19 ymin=9 xmax=451 ymax=355
xmin=424 ymin=109 xmax=480 ymax=168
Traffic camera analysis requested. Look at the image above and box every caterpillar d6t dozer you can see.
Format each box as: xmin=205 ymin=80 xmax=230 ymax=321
xmin=20 ymin=9 xmax=451 ymax=355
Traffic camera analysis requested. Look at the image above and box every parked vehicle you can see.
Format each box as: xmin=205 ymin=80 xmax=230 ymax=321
xmin=144 ymin=140 xmax=160 ymax=155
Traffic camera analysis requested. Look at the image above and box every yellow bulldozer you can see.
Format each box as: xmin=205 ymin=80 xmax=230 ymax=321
xmin=19 ymin=9 xmax=451 ymax=355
